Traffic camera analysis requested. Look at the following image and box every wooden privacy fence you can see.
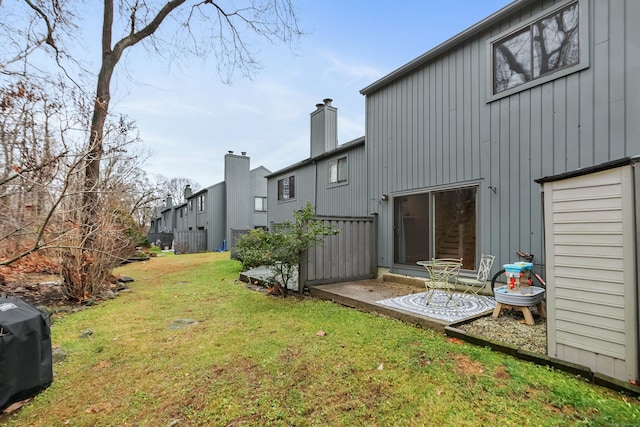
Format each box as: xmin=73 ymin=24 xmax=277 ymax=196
xmin=173 ymin=230 xmax=207 ymax=254
xmin=147 ymin=232 xmax=173 ymax=248
xmin=231 ymin=229 xmax=251 ymax=250
xmin=300 ymin=215 xmax=377 ymax=288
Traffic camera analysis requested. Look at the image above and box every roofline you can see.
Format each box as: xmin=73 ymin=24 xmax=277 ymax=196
xmin=535 ymin=156 xmax=640 ymax=184
xmin=266 ymin=136 xmax=365 ymax=178
xmin=251 ymin=165 xmax=272 ymax=174
xmin=359 ymin=0 xmax=535 ymax=96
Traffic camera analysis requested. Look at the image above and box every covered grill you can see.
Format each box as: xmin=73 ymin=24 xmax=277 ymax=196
xmin=0 ymin=296 xmax=53 ymax=409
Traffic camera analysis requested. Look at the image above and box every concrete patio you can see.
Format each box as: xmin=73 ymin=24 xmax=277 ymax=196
xmin=240 ymin=266 xmax=494 ymax=334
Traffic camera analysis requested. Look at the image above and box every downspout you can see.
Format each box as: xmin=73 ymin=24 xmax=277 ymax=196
xmin=633 ymin=161 xmax=640 ymax=381
xmin=313 ymin=159 xmax=318 ymax=209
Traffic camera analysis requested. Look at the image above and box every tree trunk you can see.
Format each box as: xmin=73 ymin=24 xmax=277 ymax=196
xmin=72 ymin=0 xmax=186 ymax=297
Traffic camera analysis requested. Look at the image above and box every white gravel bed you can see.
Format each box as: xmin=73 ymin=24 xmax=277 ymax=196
xmin=456 ymin=308 xmax=547 ymax=354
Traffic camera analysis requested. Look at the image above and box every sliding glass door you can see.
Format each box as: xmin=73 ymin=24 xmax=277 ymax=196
xmin=394 ymin=186 xmax=477 ymax=270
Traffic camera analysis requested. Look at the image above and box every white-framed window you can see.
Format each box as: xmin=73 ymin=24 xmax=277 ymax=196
xmin=328 ymin=156 xmax=348 ymax=185
xmin=277 ymin=175 xmax=295 ymax=201
xmin=188 ymin=199 xmax=193 ymax=212
xmin=488 ymin=0 xmax=588 ymax=101
xmin=198 ymin=194 xmax=205 ymax=212
xmin=255 ymin=196 xmax=267 ymax=212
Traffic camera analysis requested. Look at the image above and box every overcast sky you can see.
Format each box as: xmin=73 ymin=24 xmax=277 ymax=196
xmin=105 ymin=1 xmax=513 ymax=187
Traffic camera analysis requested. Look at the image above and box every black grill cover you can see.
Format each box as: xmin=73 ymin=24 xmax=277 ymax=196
xmin=0 ymin=296 xmax=53 ymax=410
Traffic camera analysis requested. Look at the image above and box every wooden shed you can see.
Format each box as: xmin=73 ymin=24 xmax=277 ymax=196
xmin=536 ymin=156 xmax=640 ymax=383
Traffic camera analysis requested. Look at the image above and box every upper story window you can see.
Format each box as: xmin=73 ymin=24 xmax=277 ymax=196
xmin=278 ymin=175 xmax=295 ymax=201
xmin=188 ymin=199 xmax=193 ymax=212
xmin=198 ymin=194 xmax=205 ymax=212
xmin=255 ymin=197 xmax=267 ymax=212
xmin=489 ymin=0 xmax=587 ymax=100
xmin=328 ymin=156 xmax=348 ymax=185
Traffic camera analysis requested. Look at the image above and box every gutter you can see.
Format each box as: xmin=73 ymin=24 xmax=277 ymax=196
xmin=360 ymin=0 xmax=536 ymax=96
xmin=265 ymin=136 xmax=365 ymax=179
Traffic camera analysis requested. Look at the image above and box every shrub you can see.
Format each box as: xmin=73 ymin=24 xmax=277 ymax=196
xmin=232 ymin=228 xmax=274 ymax=269
xmin=234 ymin=202 xmax=338 ymax=296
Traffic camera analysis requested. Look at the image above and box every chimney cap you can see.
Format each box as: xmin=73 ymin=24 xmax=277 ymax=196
xmin=228 ymin=150 xmax=234 ymax=154
xmin=315 ymin=103 xmax=324 ymax=110
xmin=241 ymin=151 xmax=246 ymax=156
xmin=323 ymin=98 xmax=333 ymax=106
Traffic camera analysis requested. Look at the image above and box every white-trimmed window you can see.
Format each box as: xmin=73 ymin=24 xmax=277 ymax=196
xmin=198 ymin=195 xmax=205 ymax=212
xmin=277 ymin=175 xmax=295 ymax=201
xmin=255 ymin=196 xmax=267 ymax=212
xmin=188 ymin=199 xmax=193 ymax=212
xmin=328 ymin=156 xmax=348 ymax=185
xmin=489 ymin=0 xmax=587 ymax=100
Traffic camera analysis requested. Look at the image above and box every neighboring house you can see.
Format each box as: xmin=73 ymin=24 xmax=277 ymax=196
xmin=266 ymin=99 xmax=377 ymax=286
xmin=148 ymin=152 xmax=270 ymax=252
xmin=266 ymin=99 xmax=369 ymax=225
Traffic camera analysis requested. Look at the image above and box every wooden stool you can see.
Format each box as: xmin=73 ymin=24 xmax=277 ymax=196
xmin=492 ymin=301 xmax=546 ymax=325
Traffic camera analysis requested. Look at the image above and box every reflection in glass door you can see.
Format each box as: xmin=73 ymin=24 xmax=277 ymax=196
xmin=393 ymin=187 xmax=477 ymax=270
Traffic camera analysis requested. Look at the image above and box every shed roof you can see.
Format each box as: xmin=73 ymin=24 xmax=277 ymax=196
xmin=535 ymin=156 xmax=640 ymax=184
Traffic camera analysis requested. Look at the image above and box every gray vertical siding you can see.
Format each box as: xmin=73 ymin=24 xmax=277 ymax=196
xmin=185 ymin=193 xmax=198 ymax=230
xmin=149 ymin=155 xmax=269 ymax=251
xmin=310 ymin=104 xmax=338 ymax=157
xmin=196 ymin=192 xmax=207 ymax=230
xmin=314 ymin=146 xmax=368 ymax=217
xmin=267 ymin=167 xmax=316 ymax=226
xmin=251 ymin=166 xmax=269 ymax=228
xmin=175 ymin=204 xmax=187 ymax=231
xmin=267 ymin=141 xmax=368 ymax=225
xmin=208 ymin=182 xmax=225 ymax=250
xmin=365 ymin=0 xmax=640 ymax=270
xmin=224 ymin=154 xmax=252 ymax=247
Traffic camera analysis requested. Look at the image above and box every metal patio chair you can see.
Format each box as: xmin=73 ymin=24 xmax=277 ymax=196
xmin=456 ymin=254 xmax=495 ymax=295
xmin=416 ymin=258 xmax=463 ymax=306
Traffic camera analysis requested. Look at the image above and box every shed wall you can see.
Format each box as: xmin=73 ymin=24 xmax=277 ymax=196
xmin=543 ymin=166 xmax=637 ymax=382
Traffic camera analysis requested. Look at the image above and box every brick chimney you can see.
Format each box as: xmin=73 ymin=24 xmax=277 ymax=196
xmin=310 ymin=98 xmax=337 ymax=157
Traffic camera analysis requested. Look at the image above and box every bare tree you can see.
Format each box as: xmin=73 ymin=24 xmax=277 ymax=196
xmin=5 ymin=0 xmax=302 ymax=296
xmin=156 ymin=175 xmax=201 ymax=205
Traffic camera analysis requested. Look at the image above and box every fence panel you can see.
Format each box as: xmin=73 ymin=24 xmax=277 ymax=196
xmin=173 ymin=230 xmax=207 ymax=254
xmin=148 ymin=232 xmax=173 ymax=249
xmin=300 ymin=215 xmax=377 ymax=287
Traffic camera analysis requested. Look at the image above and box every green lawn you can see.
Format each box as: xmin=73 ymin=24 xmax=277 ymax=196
xmin=3 ymin=252 xmax=639 ymax=426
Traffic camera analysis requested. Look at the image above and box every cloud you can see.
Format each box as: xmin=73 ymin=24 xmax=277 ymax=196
xmin=323 ymin=52 xmax=385 ymax=83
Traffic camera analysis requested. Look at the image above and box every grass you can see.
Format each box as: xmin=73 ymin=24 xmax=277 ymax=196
xmin=3 ymin=252 xmax=639 ymax=426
